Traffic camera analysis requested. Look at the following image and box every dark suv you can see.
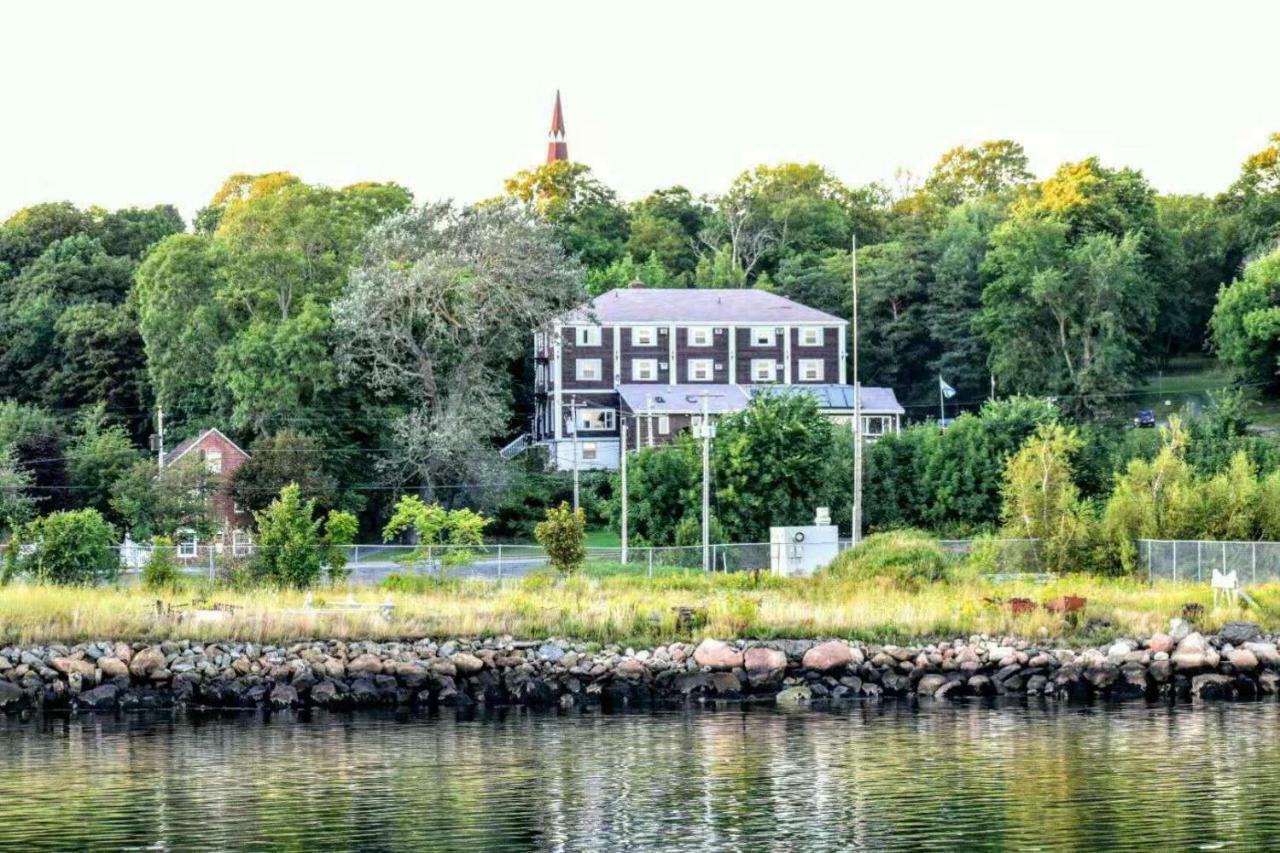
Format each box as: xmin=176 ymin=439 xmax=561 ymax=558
xmin=1134 ymin=409 xmax=1156 ymax=428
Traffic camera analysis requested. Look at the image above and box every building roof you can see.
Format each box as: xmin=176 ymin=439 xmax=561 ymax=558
xmin=564 ymin=288 xmax=846 ymax=325
xmin=162 ymin=428 xmax=250 ymax=468
xmin=754 ymin=384 xmax=905 ymax=414
xmin=616 ymin=384 xmax=901 ymax=415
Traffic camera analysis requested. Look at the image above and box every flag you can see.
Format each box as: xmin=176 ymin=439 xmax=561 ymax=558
xmin=939 ymin=377 xmax=957 ymax=399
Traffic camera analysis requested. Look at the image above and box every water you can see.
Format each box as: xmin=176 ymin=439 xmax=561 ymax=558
xmin=1 ymin=701 xmax=1277 ymax=851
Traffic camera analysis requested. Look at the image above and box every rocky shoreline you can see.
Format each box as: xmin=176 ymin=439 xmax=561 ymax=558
xmin=1 ymin=619 xmax=1277 ymax=713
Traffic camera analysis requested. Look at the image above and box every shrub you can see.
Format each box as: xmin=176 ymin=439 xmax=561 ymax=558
xmin=253 ymin=484 xmax=323 ymax=588
xmin=322 ymin=510 xmax=359 ymax=584
xmin=535 ymin=502 xmax=587 ymax=575
xmin=142 ymin=536 xmax=181 ymax=591
xmin=19 ymin=509 xmax=118 ymax=585
xmin=824 ymin=530 xmax=950 ymax=590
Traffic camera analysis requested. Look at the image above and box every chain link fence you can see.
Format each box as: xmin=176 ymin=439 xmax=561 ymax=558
xmin=1139 ymin=539 xmax=1280 ymax=585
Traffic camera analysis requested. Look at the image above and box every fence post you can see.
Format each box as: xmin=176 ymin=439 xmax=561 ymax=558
xmin=208 ymin=545 xmax=215 ymax=583
xmin=1145 ymin=540 xmax=1151 ymax=581
xmin=1253 ymin=541 xmax=1258 ymax=585
xmin=1223 ymin=542 xmax=1227 ymax=577
xmin=1197 ymin=541 xmax=1202 ymax=583
xmin=497 ymin=544 xmax=503 ymax=582
xmin=648 ymin=548 xmax=653 ymax=580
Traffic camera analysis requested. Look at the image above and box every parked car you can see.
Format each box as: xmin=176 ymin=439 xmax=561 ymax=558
xmin=1133 ymin=409 xmax=1156 ymax=428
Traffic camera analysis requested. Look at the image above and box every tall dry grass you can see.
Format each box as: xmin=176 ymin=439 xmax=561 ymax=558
xmin=0 ymin=571 xmax=1270 ymax=647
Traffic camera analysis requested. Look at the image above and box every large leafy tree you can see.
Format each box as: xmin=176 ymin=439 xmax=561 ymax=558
xmin=231 ymin=429 xmax=340 ymax=517
xmin=1211 ymin=248 xmax=1280 ymax=385
xmin=334 ymin=200 xmax=583 ymax=502
xmin=625 ymin=186 xmax=709 ymax=284
xmin=1218 ymin=132 xmax=1280 ymax=265
xmin=503 ymin=160 xmax=630 ymax=270
xmin=922 ymin=140 xmax=1034 ymax=207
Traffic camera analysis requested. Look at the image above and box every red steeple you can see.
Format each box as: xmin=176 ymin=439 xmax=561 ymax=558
xmin=546 ymin=90 xmax=568 ymax=164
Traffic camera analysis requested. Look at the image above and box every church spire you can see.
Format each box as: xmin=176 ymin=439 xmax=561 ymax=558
xmin=546 ymin=90 xmax=568 ymax=164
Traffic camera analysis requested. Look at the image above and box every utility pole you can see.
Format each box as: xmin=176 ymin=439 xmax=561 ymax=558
xmin=156 ymin=407 xmax=165 ymax=471
xmin=701 ymin=393 xmax=712 ymax=572
xmin=939 ymin=374 xmax=946 ymax=424
xmin=620 ymin=418 xmax=628 ymax=564
xmin=570 ymin=396 xmax=580 ymax=512
xmin=851 ymin=234 xmax=863 ymax=547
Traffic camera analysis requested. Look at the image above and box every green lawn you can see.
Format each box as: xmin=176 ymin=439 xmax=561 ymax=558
xmin=585 ymin=528 xmax=621 ymax=548
xmin=1130 ymin=354 xmax=1280 ymax=431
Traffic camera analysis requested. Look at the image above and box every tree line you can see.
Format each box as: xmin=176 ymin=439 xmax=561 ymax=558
xmin=2 ymin=133 xmax=1280 ymax=544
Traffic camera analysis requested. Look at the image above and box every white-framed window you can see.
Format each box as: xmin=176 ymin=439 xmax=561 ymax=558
xmin=751 ymin=327 xmax=775 ymax=347
xmin=233 ymin=501 xmax=244 ymax=515
xmin=578 ymin=408 xmax=616 ymax=431
xmin=658 ymin=416 xmax=671 ymax=435
xmin=581 ymin=442 xmax=598 ymax=461
xmin=575 ymin=326 xmax=602 ymax=347
xmin=632 ymin=326 xmax=657 ymax=346
xmin=576 ymin=358 xmax=603 ymax=381
xmin=862 ymin=415 xmax=891 ymax=437
xmin=233 ymin=528 xmax=252 ymax=557
xmin=799 ymin=327 xmax=824 ymax=347
xmin=687 ymin=359 xmax=714 ymax=382
xmin=751 ymin=359 xmax=777 ymax=382
xmin=799 ymin=359 xmax=824 ymax=381
xmin=203 ymin=449 xmax=223 ymax=474
xmin=688 ymin=327 xmax=713 ymax=347
xmin=632 ymin=358 xmax=658 ymax=381
xmin=178 ymin=531 xmax=198 ymax=558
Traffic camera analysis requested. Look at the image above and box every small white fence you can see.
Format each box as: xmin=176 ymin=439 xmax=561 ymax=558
xmin=1139 ymin=539 xmax=1280 ymax=585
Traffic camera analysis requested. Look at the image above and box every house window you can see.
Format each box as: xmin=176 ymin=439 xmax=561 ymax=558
xmin=233 ymin=529 xmax=252 ymax=557
xmin=581 ymin=442 xmax=598 ymax=461
xmin=632 ymin=326 xmax=657 ymax=346
xmin=632 ymin=359 xmax=658 ymax=381
xmin=658 ymin=416 xmax=670 ymax=435
xmin=752 ymin=359 xmax=777 ymax=382
xmin=204 ymin=450 xmax=223 ymax=474
xmin=578 ymin=409 xmax=616 ymax=431
xmin=233 ymin=501 xmax=244 ymax=515
xmin=178 ymin=531 xmax=197 ymax=558
xmin=688 ymin=327 xmax=713 ymax=347
xmin=800 ymin=327 xmax=824 ymax=346
xmin=576 ymin=358 xmax=602 ymax=382
xmin=575 ymin=326 xmax=602 ymax=347
xmin=862 ymin=416 xmax=890 ymax=436
xmin=687 ymin=359 xmax=714 ymax=382
xmin=799 ymin=359 xmax=824 ymax=381
xmin=751 ymin=327 xmax=775 ymax=347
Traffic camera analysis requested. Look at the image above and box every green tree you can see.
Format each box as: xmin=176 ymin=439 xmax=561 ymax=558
xmin=1218 ymin=132 xmax=1280 ymax=263
xmin=142 ymin=535 xmax=181 ymax=591
xmin=503 ymin=160 xmax=630 ymax=270
xmin=922 ymin=140 xmax=1034 ymax=207
xmin=534 ymin=502 xmax=587 ymax=575
xmin=68 ymin=407 xmax=140 ymax=521
xmin=1000 ymin=424 xmax=1090 ymax=572
xmin=626 ymin=186 xmax=709 ymax=283
xmin=109 ymin=456 xmax=219 ymax=540
xmin=253 ymin=483 xmax=324 ymax=588
xmin=231 ymin=429 xmax=339 ymax=517
xmin=321 ymin=510 xmax=359 ymax=583
xmin=16 ymin=508 xmax=118 ymax=585
xmin=1211 ymin=249 xmax=1280 ymax=385
xmin=382 ymin=494 xmax=488 ymax=570
xmin=0 ymin=448 xmax=36 ymax=540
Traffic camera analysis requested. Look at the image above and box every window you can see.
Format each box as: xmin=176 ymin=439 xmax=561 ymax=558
xmin=578 ymin=408 xmax=616 ymax=431
xmin=632 ymin=326 xmax=657 ymax=346
xmin=751 ymin=359 xmax=777 ymax=382
xmin=799 ymin=327 xmax=824 ymax=346
xmin=632 ymin=358 xmax=658 ymax=381
xmin=658 ymin=416 xmax=671 ymax=435
xmin=862 ymin=416 xmax=889 ymax=437
xmin=751 ymin=327 xmax=775 ymax=346
xmin=203 ymin=449 xmax=223 ymax=474
xmin=233 ymin=501 xmax=244 ymax=515
xmin=233 ymin=529 xmax=252 ymax=557
xmin=581 ymin=442 xmax=598 ymax=461
xmin=687 ymin=359 xmax=714 ymax=381
xmin=799 ymin=359 xmax=824 ymax=381
xmin=575 ymin=326 xmax=602 ymax=347
xmin=688 ymin=327 xmax=713 ymax=347
xmin=178 ymin=531 xmax=197 ymax=558
xmin=575 ymin=358 xmax=602 ymax=382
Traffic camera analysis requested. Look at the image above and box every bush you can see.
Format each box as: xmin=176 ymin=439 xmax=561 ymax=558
xmin=535 ymin=502 xmax=587 ymax=575
xmin=823 ymin=530 xmax=950 ymax=591
xmin=253 ymin=484 xmax=323 ymax=588
xmin=19 ymin=509 xmax=118 ymax=585
xmin=142 ymin=536 xmax=181 ymax=591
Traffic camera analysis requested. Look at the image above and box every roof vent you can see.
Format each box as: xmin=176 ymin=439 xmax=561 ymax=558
xmin=628 ymin=279 xmax=645 ymax=289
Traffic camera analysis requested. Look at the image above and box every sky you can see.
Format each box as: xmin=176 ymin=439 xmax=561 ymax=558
xmin=1 ymin=1 xmax=1278 ymax=221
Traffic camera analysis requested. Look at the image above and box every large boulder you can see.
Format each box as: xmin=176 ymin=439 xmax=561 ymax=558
xmin=1171 ymin=633 xmax=1220 ymax=671
xmin=0 ymin=681 xmax=26 ymax=709
xmin=775 ymin=685 xmax=812 ymax=706
xmin=1218 ymin=622 xmax=1262 ymax=645
xmin=98 ymin=657 xmax=128 ymax=679
xmin=1191 ymin=673 xmax=1233 ymax=700
xmin=1227 ymin=649 xmax=1259 ymax=671
xmin=615 ymin=659 xmax=647 ymax=680
xmin=1146 ymin=633 xmax=1175 ymax=654
xmin=743 ymin=647 xmax=787 ymax=686
xmin=693 ymin=639 xmax=743 ymax=671
xmin=346 ymin=653 xmax=384 ymax=675
xmin=450 ymin=653 xmax=484 ymax=675
xmin=1245 ymin=642 xmax=1280 ymax=667
xmin=802 ymin=640 xmax=861 ymax=672
xmin=51 ymin=657 xmax=96 ymax=680
xmin=128 ymin=647 xmax=167 ymax=678
xmin=74 ymin=684 xmax=120 ymax=710
xmin=916 ymin=674 xmax=948 ymax=696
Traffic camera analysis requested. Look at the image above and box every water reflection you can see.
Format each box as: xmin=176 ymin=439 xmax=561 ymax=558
xmin=1 ymin=701 xmax=1277 ymax=851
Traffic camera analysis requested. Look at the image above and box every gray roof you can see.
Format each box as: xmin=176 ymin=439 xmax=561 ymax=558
xmin=162 ymin=428 xmax=250 ymax=467
xmin=565 ymin=287 xmax=845 ymax=325
xmin=617 ymin=383 xmax=902 ymax=415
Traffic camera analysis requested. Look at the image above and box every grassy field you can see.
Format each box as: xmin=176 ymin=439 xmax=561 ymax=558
xmin=1 ymin=565 xmax=1273 ymax=648
xmin=1134 ymin=354 xmax=1280 ymax=429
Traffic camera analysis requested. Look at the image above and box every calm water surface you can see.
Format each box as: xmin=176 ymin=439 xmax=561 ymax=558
xmin=0 ymin=700 xmax=1276 ymax=851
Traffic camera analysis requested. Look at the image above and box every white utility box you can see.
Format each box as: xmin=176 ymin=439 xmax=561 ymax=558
xmin=770 ymin=508 xmax=840 ymax=577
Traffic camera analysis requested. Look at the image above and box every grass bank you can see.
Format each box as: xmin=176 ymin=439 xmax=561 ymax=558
xmin=0 ymin=565 xmax=1274 ymax=648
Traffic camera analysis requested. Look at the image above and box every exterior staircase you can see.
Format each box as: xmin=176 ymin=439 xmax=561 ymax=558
xmin=500 ymin=433 xmax=533 ymax=460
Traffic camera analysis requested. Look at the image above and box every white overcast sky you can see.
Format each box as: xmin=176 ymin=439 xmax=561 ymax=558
xmin=1 ymin=1 xmax=1277 ymax=221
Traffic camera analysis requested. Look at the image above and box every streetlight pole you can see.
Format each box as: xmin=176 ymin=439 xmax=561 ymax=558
xmin=701 ymin=393 xmax=712 ymax=572
xmin=851 ymin=234 xmax=863 ymax=547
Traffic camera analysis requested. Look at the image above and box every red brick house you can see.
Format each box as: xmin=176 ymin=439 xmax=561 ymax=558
xmin=161 ymin=428 xmax=253 ymax=556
